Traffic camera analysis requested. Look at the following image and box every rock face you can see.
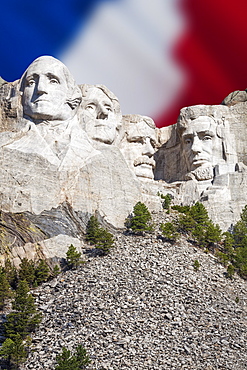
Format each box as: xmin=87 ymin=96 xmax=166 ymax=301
xmin=1 ymin=55 xmax=247 ymax=264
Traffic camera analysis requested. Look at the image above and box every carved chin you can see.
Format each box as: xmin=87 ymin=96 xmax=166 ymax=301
xmin=134 ymin=164 xmax=154 ymax=180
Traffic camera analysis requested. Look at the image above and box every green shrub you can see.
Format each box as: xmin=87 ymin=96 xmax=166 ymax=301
xmin=193 ymin=259 xmax=200 ymax=271
xmin=227 ymin=264 xmax=235 ymax=279
xmin=160 ymin=194 xmax=172 ymax=212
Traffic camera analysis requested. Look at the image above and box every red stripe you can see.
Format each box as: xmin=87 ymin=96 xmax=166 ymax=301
xmin=155 ymin=0 xmax=247 ymax=127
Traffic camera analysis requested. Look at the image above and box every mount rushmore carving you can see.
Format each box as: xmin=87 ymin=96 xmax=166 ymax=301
xmin=1 ymin=55 xmax=247 ymax=264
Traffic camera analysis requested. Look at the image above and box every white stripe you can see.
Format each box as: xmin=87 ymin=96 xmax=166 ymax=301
xmin=61 ymin=0 xmax=187 ymax=120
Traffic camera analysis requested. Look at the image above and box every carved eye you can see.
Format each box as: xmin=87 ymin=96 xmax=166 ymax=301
xmin=50 ymin=78 xmax=59 ymax=84
xmin=104 ymin=105 xmax=112 ymax=112
xmin=86 ymin=103 xmax=96 ymax=111
xmin=26 ymin=79 xmax=35 ymax=87
xmin=202 ymin=135 xmax=212 ymax=141
xmin=184 ymin=138 xmax=192 ymax=145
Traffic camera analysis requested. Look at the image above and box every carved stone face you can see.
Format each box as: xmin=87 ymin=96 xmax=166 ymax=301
xmin=121 ymin=118 xmax=157 ymax=180
xmin=81 ymin=87 xmax=121 ymax=144
xmin=181 ymin=116 xmax=219 ymax=173
xmin=21 ymin=56 xmax=75 ymax=122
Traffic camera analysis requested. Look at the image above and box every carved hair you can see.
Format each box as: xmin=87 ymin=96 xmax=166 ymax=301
xmin=176 ymin=105 xmax=229 ymax=139
xmin=122 ymin=114 xmax=156 ymax=129
xmin=80 ymin=83 xmax=122 ymax=117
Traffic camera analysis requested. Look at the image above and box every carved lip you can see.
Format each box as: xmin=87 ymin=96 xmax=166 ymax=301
xmin=192 ymin=157 xmax=210 ymax=165
xmin=134 ymin=157 xmax=155 ymax=168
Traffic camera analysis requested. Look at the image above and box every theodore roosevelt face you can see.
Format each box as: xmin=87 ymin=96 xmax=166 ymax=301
xmin=121 ymin=116 xmax=158 ymax=180
xmin=21 ymin=56 xmax=75 ymax=122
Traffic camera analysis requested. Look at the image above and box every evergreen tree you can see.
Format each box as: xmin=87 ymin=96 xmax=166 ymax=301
xmin=5 ymin=280 xmax=42 ymax=340
xmin=189 ymin=202 xmax=209 ymax=226
xmin=18 ymin=258 xmax=35 ymax=287
xmin=240 ymin=204 xmax=247 ymax=225
xmin=85 ymin=215 xmax=101 ymax=244
xmin=52 ymin=264 xmax=61 ymax=277
xmin=66 ymin=245 xmax=83 ymax=269
xmin=160 ymin=194 xmax=172 ymax=213
xmin=3 ymin=259 xmax=18 ymax=289
xmin=85 ymin=215 xmax=115 ymax=255
xmin=55 ymin=345 xmax=91 ymax=370
xmin=0 ymin=270 xmax=13 ymax=309
xmin=125 ymin=202 xmax=153 ymax=234
xmin=204 ymin=221 xmax=222 ymax=247
xmin=34 ymin=259 xmax=50 ymax=285
xmin=178 ymin=213 xmax=196 ymax=233
xmin=192 ymin=223 xmax=206 ymax=246
xmin=0 ymin=334 xmax=27 ymax=369
xmin=95 ymin=228 xmax=115 ymax=255
xmin=160 ymin=222 xmax=179 ymax=242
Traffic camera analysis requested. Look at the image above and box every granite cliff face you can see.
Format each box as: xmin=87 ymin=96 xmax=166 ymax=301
xmin=0 ymin=56 xmax=247 ymax=265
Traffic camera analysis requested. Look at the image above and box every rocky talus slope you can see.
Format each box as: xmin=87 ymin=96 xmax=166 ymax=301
xmin=23 ymin=212 xmax=247 ymax=370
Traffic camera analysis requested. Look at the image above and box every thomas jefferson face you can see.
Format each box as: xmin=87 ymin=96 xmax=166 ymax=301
xmin=182 ymin=116 xmax=219 ymax=172
xmin=21 ymin=56 xmax=74 ymax=122
xmin=121 ymin=118 xmax=157 ymax=180
xmin=81 ymin=87 xmax=121 ymax=144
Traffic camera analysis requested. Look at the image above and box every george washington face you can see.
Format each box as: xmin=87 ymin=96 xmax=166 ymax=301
xmin=21 ymin=56 xmax=79 ymax=122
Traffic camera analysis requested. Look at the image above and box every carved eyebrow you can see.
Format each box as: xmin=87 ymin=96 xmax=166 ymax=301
xmin=198 ymin=130 xmax=214 ymax=136
xmin=26 ymin=73 xmax=39 ymax=81
xmin=46 ymin=73 xmax=60 ymax=82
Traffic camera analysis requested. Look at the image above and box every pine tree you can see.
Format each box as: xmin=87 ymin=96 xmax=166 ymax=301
xmin=34 ymin=259 xmax=50 ymax=285
xmin=0 ymin=270 xmax=13 ymax=309
xmin=55 ymin=345 xmax=91 ymax=370
xmin=189 ymin=202 xmax=209 ymax=226
xmin=3 ymin=258 xmax=18 ymax=289
xmin=85 ymin=215 xmax=115 ymax=255
xmin=204 ymin=221 xmax=222 ymax=247
xmin=160 ymin=222 xmax=179 ymax=242
xmin=95 ymin=228 xmax=115 ymax=255
xmin=85 ymin=215 xmax=101 ymax=244
xmin=125 ymin=202 xmax=153 ymax=234
xmin=5 ymin=280 xmax=42 ymax=340
xmin=18 ymin=258 xmax=35 ymax=287
xmin=0 ymin=334 xmax=27 ymax=369
xmin=66 ymin=245 xmax=83 ymax=269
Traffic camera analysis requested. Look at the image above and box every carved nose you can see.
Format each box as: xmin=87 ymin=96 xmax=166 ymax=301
xmin=142 ymin=138 xmax=155 ymax=157
xmin=36 ymin=77 xmax=47 ymax=94
xmin=191 ymin=136 xmax=202 ymax=153
xmin=97 ymin=105 xmax=109 ymax=120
